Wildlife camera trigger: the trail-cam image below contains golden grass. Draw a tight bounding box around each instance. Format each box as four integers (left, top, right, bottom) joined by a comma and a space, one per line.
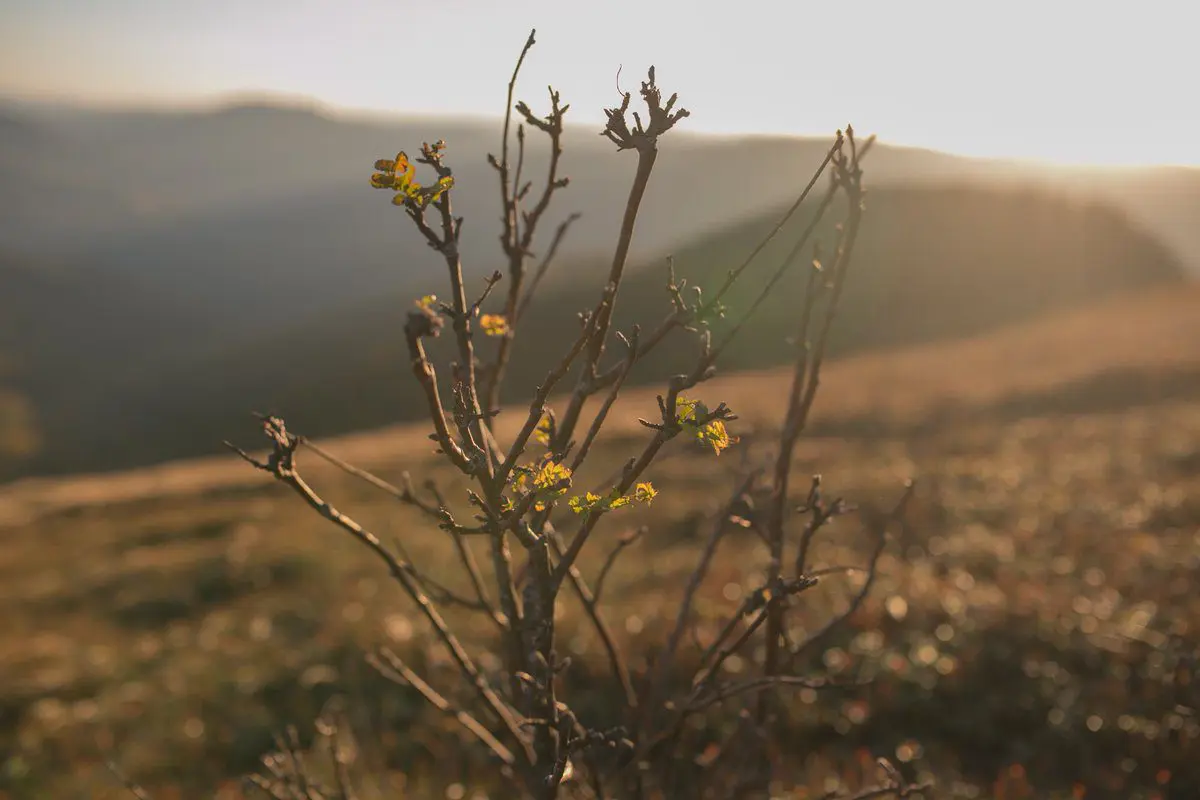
2, 285, 1199, 798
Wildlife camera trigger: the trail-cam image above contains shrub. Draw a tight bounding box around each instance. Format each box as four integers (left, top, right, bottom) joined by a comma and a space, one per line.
192, 30, 918, 800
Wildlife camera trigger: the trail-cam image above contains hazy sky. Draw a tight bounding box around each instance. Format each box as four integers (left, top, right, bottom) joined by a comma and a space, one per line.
1, 0, 1195, 166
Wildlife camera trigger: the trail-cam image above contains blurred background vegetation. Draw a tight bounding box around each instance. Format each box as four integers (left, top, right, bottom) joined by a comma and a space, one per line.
0, 102, 1195, 480
1, 30, 1199, 797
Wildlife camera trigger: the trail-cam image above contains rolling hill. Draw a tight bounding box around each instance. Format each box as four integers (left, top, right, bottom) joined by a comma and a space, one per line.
1, 101, 1035, 342
0, 249, 211, 469
1, 97, 1198, 478
3, 100, 1197, 330
4, 282, 1200, 797
10, 181, 1185, 479
4, 280, 1199, 527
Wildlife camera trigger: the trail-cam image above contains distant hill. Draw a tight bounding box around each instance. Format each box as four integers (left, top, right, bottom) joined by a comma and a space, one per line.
2, 99, 1197, 356
2, 100, 1196, 341
12, 182, 1184, 479
0, 249, 209, 473
2, 98, 1198, 478
4, 281, 1199, 525
0, 103, 1000, 342
1056, 165, 1200, 288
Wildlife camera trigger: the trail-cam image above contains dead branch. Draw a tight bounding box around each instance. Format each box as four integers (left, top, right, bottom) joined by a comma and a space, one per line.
225, 417, 530, 762
368, 648, 517, 767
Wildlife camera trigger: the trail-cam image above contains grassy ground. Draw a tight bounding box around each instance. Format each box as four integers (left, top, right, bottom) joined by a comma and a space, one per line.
2, 287, 1200, 798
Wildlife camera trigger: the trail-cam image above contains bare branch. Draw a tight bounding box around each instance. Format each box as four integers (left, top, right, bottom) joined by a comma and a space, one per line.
758, 126, 870, 751
568, 327, 640, 472
494, 29, 538, 254
106, 760, 153, 800
402, 308, 474, 473
483, 34, 574, 413
499, 309, 598, 484
642, 471, 761, 715
682, 673, 848, 715
225, 417, 529, 761
790, 483, 915, 666
294, 437, 504, 629
469, 269, 505, 318
592, 525, 646, 603
707, 133, 843, 308
544, 523, 639, 709
517, 212, 583, 321
705, 179, 839, 367
588, 131, 861, 394
553, 67, 689, 453
314, 700, 360, 800
369, 648, 517, 767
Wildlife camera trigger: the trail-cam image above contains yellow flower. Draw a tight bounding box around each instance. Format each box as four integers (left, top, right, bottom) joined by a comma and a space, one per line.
698, 418, 737, 456
568, 482, 658, 516
631, 482, 658, 504
568, 492, 604, 515
531, 459, 572, 495
675, 397, 737, 455
479, 314, 510, 337
513, 458, 573, 512
533, 413, 553, 447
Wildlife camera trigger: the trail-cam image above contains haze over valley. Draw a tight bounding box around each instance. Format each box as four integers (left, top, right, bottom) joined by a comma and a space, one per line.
1, 98, 1197, 477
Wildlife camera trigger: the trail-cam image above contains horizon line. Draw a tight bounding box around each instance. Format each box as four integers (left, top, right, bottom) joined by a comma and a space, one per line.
2, 88, 1197, 173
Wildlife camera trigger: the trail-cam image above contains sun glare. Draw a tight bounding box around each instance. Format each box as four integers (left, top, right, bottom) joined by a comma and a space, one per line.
0, 0, 1194, 166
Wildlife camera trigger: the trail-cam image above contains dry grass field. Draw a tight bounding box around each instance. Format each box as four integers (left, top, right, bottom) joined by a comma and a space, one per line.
2, 285, 1200, 798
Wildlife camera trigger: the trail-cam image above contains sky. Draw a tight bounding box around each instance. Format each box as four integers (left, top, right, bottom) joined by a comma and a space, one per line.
1, 0, 1195, 166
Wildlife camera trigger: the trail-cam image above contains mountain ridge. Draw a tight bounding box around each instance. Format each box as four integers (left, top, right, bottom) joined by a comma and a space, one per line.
7, 180, 1184, 479
4, 280, 1199, 523
1, 98, 1196, 478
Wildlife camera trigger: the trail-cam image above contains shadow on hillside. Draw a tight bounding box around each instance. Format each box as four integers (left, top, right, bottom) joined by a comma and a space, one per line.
7, 181, 1186, 481
811, 365, 1200, 442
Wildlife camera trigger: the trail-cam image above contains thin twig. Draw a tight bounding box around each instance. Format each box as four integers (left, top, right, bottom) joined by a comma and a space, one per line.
642, 471, 761, 717
296, 435, 505, 629
226, 419, 530, 762
543, 523, 640, 710
790, 483, 914, 665
568, 327, 640, 472
757, 127, 869, 753
552, 67, 689, 452
106, 760, 153, 800
517, 212, 583, 320
592, 525, 646, 603
369, 648, 517, 767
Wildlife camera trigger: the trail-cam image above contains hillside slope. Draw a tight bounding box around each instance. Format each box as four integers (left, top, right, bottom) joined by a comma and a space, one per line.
0, 251, 208, 471
5, 284, 1200, 797
20, 182, 1181, 478
6, 281, 1198, 522
2, 100, 1195, 478
2, 100, 1197, 354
